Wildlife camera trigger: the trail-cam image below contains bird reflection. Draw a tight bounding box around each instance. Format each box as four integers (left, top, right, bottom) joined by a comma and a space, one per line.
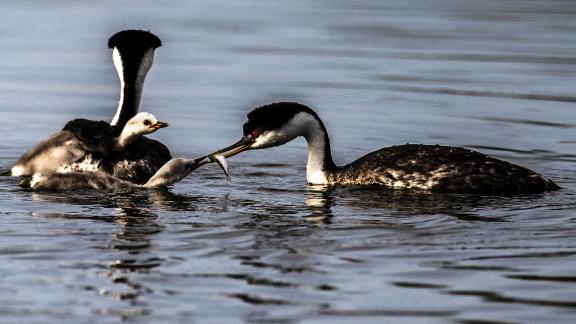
329, 187, 530, 222
304, 184, 521, 222
28, 188, 207, 318
107, 191, 162, 270
305, 185, 334, 224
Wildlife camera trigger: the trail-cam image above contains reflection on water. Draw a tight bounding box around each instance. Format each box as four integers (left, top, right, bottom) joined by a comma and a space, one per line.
1, 0, 576, 322
305, 185, 334, 223
30, 191, 165, 319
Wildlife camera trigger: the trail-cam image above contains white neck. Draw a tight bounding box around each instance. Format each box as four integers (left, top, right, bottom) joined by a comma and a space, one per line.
111, 48, 125, 126
110, 48, 155, 127
288, 113, 331, 185
114, 127, 139, 151
145, 159, 196, 187
304, 122, 330, 185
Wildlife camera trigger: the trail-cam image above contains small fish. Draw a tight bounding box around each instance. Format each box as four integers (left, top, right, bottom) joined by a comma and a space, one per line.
210, 154, 230, 182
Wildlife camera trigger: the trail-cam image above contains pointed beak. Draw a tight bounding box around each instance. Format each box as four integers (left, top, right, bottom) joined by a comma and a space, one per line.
208, 136, 253, 159
152, 121, 169, 129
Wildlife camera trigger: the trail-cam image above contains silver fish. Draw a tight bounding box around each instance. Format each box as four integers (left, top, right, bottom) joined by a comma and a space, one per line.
210, 154, 230, 182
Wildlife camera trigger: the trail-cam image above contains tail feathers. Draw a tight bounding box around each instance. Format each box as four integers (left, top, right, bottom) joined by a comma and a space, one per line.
544, 177, 561, 191
1, 169, 11, 176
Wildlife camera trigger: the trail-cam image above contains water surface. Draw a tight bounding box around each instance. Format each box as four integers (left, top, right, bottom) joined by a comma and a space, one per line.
1, 0, 576, 322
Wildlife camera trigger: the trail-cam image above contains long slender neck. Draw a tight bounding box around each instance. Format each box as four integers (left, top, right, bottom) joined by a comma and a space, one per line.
110, 48, 154, 129
144, 159, 199, 187
302, 116, 337, 185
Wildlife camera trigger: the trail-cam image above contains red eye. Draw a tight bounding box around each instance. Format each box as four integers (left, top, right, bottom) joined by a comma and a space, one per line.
250, 130, 259, 138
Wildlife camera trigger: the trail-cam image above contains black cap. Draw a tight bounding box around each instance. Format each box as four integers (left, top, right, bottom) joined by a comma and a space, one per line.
108, 30, 161, 50
243, 102, 319, 135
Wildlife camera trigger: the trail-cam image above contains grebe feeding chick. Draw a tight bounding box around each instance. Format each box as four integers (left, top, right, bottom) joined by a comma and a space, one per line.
211, 102, 559, 194
11, 112, 168, 177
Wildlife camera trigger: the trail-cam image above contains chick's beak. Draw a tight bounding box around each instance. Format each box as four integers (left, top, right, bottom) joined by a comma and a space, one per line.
152, 121, 169, 129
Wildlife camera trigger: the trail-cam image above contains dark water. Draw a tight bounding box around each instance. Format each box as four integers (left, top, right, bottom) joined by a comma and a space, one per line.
2, 0, 576, 322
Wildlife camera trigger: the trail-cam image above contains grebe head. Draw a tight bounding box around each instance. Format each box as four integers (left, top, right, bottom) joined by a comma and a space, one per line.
123, 112, 169, 136
108, 30, 162, 128
108, 30, 161, 82
211, 102, 324, 157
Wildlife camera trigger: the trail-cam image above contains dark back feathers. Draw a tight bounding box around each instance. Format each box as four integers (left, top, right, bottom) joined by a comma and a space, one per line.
62, 119, 117, 155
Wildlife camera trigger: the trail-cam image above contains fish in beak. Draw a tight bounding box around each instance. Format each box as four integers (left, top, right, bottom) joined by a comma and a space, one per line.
182, 154, 230, 182
190, 134, 255, 175
208, 136, 254, 159
210, 154, 230, 182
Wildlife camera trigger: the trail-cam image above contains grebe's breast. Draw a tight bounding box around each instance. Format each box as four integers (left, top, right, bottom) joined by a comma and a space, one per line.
329, 144, 559, 193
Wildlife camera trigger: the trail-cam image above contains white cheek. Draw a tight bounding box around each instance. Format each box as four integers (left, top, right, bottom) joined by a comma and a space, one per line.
248, 114, 313, 149
251, 131, 288, 149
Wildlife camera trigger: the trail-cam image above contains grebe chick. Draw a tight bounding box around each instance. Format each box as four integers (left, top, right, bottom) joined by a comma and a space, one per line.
211, 102, 559, 194
30, 155, 229, 191
11, 112, 168, 177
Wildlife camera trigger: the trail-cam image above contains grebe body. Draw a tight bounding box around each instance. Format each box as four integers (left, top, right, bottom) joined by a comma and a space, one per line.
327, 144, 557, 193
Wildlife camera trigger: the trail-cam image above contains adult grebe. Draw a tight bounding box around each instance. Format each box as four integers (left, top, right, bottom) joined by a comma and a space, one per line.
11, 112, 168, 176
210, 102, 559, 194
104, 30, 172, 182
30, 154, 229, 191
